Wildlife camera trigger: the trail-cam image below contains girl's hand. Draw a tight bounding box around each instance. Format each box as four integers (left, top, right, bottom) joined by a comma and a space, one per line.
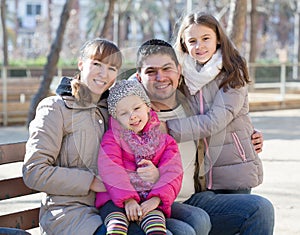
124, 199, 142, 221
90, 176, 106, 192
140, 197, 161, 220
251, 129, 263, 154
137, 159, 160, 184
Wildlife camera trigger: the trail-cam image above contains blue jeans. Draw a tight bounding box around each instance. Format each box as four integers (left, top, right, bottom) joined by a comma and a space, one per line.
184, 191, 274, 235
167, 202, 211, 235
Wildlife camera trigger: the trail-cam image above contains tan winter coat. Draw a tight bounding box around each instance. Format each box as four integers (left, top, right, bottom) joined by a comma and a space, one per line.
23, 90, 108, 234
169, 79, 263, 191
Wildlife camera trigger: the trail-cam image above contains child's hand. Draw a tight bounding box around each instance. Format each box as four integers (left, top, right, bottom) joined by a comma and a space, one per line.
124, 199, 142, 221
140, 197, 161, 220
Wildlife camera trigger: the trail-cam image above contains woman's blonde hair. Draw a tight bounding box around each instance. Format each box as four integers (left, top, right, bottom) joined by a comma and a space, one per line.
71, 38, 122, 104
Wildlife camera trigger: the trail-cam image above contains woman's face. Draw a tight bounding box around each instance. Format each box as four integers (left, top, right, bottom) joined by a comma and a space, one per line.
183, 23, 218, 64
78, 58, 118, 97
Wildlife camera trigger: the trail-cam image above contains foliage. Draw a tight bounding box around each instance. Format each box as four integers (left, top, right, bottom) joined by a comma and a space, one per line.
7, 57, 77, 67
86, 0, 107, 38
2, 0, 300, 66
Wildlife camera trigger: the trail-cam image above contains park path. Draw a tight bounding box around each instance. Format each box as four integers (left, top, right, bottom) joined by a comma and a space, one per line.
1, 108, 300, 235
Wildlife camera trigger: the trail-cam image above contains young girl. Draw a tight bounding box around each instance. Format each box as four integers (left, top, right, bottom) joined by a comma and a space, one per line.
166, 12, 263, 194
95, 80, 183, 235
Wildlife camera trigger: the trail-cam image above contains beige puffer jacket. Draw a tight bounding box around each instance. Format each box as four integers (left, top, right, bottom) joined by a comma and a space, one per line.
168, 79, 263, 191
23, 81, 108, 235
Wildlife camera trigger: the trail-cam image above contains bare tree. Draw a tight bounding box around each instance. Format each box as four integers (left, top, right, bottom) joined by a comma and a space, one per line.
27, 0, 75, 125
47, 0, 53, 43
13, 0, 18, 50
249, 0, 258, 88
230, 0, 247, 50
116, 1, 133, 47
100, 0, 116, 40
1, 0, 8, 66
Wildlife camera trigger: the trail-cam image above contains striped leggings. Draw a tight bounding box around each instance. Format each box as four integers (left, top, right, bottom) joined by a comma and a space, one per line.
100, 201, 166, 235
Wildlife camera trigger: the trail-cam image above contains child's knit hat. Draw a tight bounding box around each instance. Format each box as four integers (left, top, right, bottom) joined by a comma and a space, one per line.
108, 79, 151, 118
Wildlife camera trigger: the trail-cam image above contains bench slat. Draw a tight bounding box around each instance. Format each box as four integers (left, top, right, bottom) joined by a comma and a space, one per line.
0, 208, 40, 230
0, 142, 40, 231
0, 142, 26, 164
0, 177, 38, 200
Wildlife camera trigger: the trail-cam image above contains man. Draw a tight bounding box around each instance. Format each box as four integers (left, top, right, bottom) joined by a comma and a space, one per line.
135, 39, 274, 235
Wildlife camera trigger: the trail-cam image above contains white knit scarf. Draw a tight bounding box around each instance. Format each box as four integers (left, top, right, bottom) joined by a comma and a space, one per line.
182, 49, 223, 95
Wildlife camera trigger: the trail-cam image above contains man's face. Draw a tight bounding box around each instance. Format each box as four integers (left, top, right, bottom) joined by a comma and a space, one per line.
137, 54, 181, 110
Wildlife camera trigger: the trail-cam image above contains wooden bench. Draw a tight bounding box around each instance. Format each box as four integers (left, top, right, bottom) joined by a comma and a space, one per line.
0, 142, 40, 234
0, 78, 40, 125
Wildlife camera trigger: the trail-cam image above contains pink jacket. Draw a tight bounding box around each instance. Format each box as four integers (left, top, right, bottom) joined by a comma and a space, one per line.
95, 110, 183, 217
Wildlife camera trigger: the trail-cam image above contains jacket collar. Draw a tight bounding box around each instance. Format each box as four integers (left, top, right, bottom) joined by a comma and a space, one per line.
56, 76, 108, 110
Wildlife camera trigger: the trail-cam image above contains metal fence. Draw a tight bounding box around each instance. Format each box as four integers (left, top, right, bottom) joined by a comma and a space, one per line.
1, 64, 300, 126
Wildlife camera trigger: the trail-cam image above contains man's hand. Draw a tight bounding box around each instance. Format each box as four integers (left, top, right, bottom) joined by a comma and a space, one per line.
137, 159, 160, 184
251, 129, 263, 154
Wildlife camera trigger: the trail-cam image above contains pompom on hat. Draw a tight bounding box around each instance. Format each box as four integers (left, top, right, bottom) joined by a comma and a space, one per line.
108, 79, 151, 118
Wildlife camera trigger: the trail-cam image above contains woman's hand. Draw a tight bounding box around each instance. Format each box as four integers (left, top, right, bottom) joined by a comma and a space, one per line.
137, 159, 160, 184
90, 176, 106, 192
139, 197, 161, 220
124, 199, 142, 221
251, 129, 263, 154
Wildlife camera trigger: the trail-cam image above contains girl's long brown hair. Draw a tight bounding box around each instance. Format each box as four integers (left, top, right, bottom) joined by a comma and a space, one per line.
174, 12, 250, 91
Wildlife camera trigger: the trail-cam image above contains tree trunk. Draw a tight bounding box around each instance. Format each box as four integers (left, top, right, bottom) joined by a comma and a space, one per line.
27, 0, 75, 126
249, 0, 258, 89
100, 0, 116, 40
249, 0, 258, 63
47, 0, 52, 43
231, 0, 247, 50
13, 0, 18, 49
1, 0, 8, 66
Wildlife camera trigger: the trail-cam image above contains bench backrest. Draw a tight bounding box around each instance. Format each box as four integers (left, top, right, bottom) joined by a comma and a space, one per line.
0, 142, 40, 230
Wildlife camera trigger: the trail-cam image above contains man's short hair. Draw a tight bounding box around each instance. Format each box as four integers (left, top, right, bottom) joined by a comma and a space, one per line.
136, 39, 179, 72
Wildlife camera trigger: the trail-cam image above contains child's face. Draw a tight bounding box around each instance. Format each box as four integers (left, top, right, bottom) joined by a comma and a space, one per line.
116, 95, 150, 134
183, 23, 219, 65
78, 58, 118, 97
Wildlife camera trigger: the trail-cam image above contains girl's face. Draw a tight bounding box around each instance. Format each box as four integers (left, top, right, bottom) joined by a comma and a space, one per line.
183, 23, 219, 65
78, 58, 118, 98
116, 95, 150, 134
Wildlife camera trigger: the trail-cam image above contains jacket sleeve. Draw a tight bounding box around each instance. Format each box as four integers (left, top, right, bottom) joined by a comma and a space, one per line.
167, 86, 247, 142
147, 135, 183, 217
23, 97, 94, 196
98, 131, 140, 208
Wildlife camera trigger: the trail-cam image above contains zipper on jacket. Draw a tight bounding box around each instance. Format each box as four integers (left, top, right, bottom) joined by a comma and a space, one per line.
199, 90, 213, 190
231, 132, 247, 162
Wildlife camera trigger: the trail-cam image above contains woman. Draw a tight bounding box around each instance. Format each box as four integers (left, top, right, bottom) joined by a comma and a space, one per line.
23, 38, 122, 235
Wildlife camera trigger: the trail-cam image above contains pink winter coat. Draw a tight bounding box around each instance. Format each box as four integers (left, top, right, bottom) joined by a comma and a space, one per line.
95, 110, 183, 217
